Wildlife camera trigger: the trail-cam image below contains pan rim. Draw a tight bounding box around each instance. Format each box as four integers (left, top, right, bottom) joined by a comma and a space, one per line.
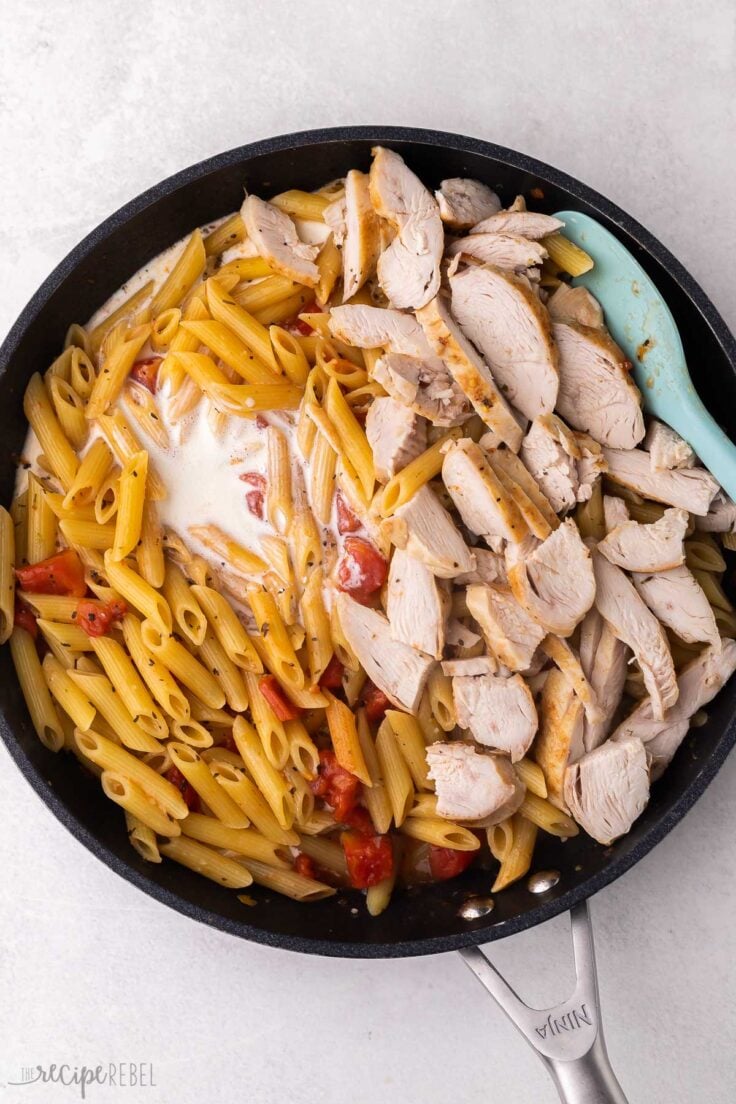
1, 124, 735, 958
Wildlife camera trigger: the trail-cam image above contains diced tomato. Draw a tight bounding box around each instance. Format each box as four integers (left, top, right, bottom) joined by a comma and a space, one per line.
318, 654, 344, 690
294, 853, 317, 880
258, 674, 301, 721
13, 599, 38, 639
341, 829, 394, 889
342, 805, 375, 836
310, 749, 362, 821
129, 355, 162, 394
256, 414, 269, 430
240, 472, 267, 520
428, 846, 475, 882
166, 766, 200, 811
76, 597, 128, 638
288, 299, 319, 336
239, 471, 267, 490
245, 490, 265, 519
362, 681, 391, 725
336, 492, 361, 535
16, 548, 87, 597
336, 537, 387, 604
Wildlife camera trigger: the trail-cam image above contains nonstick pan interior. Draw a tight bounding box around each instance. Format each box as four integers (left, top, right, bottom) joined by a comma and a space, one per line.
1, 127, 735, 956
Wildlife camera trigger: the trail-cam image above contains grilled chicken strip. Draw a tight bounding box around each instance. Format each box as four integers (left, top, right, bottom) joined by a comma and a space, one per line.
427, 742, 525, 825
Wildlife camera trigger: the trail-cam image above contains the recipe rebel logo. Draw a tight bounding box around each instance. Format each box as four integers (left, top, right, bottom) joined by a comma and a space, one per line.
4, 1062, 156, 1098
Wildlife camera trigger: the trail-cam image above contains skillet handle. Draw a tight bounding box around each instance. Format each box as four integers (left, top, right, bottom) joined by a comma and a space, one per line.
459, 901, 628, 1104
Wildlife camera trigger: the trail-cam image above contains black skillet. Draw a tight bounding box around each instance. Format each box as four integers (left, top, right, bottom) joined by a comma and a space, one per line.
1, 127, 734, 1101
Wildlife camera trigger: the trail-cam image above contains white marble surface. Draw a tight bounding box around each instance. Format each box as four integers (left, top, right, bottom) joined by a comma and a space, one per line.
1, 2, 735, 1101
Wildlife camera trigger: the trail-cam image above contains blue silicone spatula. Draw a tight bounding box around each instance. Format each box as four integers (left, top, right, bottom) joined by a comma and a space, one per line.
553, 210, 736, 502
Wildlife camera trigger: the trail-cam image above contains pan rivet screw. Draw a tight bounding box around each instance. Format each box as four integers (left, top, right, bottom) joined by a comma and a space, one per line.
459, 896, 495, 920
527, 870, 560, 894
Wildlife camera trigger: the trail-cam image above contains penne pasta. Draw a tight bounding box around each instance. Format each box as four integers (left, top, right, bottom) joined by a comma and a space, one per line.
10, 627, 65, 751
111, 450, 148, 561
168, 742, 249, 828
375, 717, 414, 827
73, 727, 187, 818
159, 835, 253, 889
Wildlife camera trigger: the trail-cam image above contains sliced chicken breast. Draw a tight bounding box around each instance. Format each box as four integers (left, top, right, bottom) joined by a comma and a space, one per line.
644, 420, 695, 471
328, 304, 433, 357
598, 508, 688, 573
466, 583, 545, 671
323, 196, 347, 246
603, 447, 719, 516
387, 548, 449, 659
507, 519, 596, 636
533, 667, 585, 810
540, 634, 602, 724
441, 656, 498, 677
613, 640, 736, 778
417, 294, 524, 450
454, 552, 506, 590
447, 233, 547, 271
694, 491, 736, 533
241, 195, 319, 286
578, 608, 628, 751
390, 484, 475, 577
632, 565, 720, 650
435, 178, 501, 230
575, 433, 607, 501
443, 438, 527, 549
335, 593, 435, 712
592, 550, 678, 719
342, 169, 381, 301
427, 742, 525, 825
449, 265, 558, 420
546, 284, 604, 329
553, 322, 645, 448
603, 495, 630, 533
453, 671, 538, 761
520, 415, 583, 513
371, 353, 469, 426
365, 397, 427, 483
564, 736, 650, 845
369, 146, 443, 309
469, 211, 564, 239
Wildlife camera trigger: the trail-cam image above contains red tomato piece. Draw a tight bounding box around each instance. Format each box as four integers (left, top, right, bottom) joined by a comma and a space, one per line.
288, 299, 319, 336
310, 749, 362, 822
362, 682, 391, 725
341, 830, 394, 889
318, 654, 344, 690
239, 472, 267, 490
13, 599, 38, 639
76, 597, 128, 638
240, 473, 267, 519
336, 537, 387, 604
258, 674, 301, 721
245, 490, 265, 519
16, 548, 87, 597
342, 805, 375, 836
166, 766, 200, 811
428, 846, 475, 882
129, 356, 162, 394
256, 414, 269, 429
336, 492, 361, 535
294, 853, 317, 880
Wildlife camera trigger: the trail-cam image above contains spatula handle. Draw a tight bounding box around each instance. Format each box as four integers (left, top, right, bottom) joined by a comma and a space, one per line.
667, 389, 736, 504
459, 901, 628, 1104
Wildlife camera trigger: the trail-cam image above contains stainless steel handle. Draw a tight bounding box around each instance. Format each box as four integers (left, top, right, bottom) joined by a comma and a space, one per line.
459, 902, 628, 1104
